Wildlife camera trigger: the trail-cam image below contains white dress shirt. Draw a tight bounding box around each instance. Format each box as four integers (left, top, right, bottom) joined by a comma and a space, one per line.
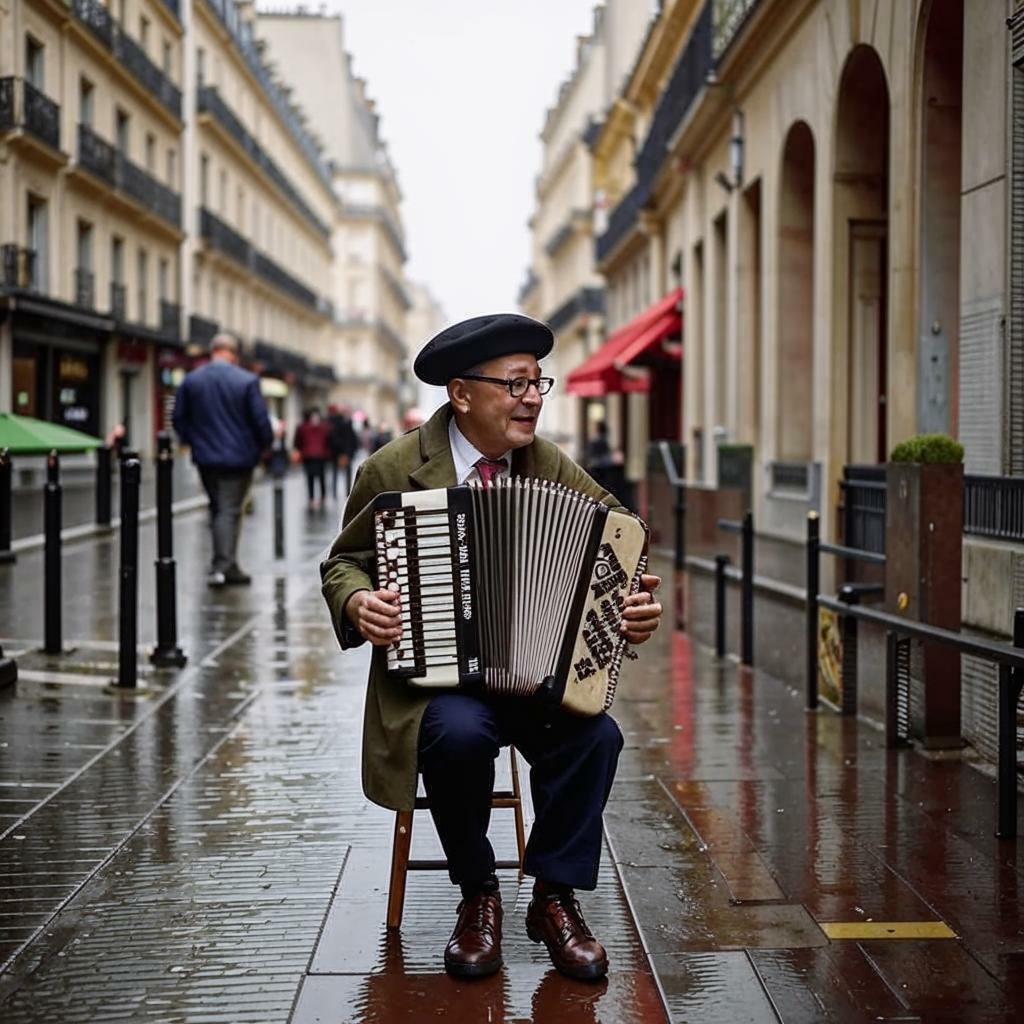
448, 417, 511, 485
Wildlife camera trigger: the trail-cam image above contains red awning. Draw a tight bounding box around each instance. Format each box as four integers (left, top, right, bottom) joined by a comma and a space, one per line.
565, 287, 682, 398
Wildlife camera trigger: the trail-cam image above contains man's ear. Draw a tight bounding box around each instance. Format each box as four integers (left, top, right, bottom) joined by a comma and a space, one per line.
448, 379, 471, 414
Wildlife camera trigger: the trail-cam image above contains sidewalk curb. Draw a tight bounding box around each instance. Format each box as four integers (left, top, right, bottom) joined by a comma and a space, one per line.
11, 494, 211, 555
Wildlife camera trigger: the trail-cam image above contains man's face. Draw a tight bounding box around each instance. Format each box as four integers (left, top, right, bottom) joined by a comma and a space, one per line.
450, 353, 544, 453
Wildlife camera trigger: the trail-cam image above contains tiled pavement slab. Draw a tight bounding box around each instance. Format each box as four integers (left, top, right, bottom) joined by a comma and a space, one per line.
1, 518, 1023, 1020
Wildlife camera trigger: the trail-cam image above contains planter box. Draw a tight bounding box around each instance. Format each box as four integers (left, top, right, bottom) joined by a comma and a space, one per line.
885, 462, 964, 747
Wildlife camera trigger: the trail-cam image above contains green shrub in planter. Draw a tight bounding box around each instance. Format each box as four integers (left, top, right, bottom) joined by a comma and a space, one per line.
889, 433, 964, 464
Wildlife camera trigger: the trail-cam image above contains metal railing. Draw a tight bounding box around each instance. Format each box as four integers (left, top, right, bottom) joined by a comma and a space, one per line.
71, 0, 181, 119
200, 206, 251, 266
769, 461, 809, 492
840, 464, 887, 554
1, 245, 37, 289
74, 267, 95, 308
160, 300, 181, 336
252, 251, 318, 310
596, 3, 712, 263
189, 314, 218, 345
110, 282, 126, 320
197, 85, 330, 239
0, 77, 61, 151
713, 0, 762, 59
965, 475, 1024, 542
201, 0, 333, 192
76, 125, 181, 228
547, 286, 605, 334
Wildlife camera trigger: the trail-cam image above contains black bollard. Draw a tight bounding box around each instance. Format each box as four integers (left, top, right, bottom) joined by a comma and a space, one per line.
805, 512, 820, 711
116, 456, 141, 688
714, 553, 730, 660
740, 510, 754, 667
96, 444, 113, 528
274, 478, 285, 559
151, 433, 186, 668
0, 448, 14, 564
43, 450, 62, 654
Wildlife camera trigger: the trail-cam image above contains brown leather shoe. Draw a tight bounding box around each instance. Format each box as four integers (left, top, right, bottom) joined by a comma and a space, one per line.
444, 889, 503, 978
526, 889, 608, 981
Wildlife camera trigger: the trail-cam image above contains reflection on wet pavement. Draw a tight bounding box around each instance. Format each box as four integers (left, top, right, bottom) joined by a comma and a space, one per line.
0, 495, 1022, 1021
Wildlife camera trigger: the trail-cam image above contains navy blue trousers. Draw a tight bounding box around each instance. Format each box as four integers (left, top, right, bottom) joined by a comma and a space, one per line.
418, 692, 623, 891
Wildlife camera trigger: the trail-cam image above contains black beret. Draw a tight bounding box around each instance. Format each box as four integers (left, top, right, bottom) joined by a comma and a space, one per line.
414, 313, 554, 386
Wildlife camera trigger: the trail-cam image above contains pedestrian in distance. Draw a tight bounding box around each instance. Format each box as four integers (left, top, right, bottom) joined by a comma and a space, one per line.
322, 313, 662, 982
293, 407, 332, 510
327, 403, 359, 500
172, 332, 273, 588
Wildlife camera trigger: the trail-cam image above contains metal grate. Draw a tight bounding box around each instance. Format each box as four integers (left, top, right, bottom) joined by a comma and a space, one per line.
894, 635, 911, 744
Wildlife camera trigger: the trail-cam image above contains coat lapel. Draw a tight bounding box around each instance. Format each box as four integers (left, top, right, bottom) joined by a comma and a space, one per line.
408, 403, 457, 489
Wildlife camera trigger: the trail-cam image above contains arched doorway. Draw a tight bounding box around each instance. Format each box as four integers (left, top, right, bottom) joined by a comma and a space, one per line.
917, 0, 963, 436
778, 120, 815, 461
834, 46, 890, 465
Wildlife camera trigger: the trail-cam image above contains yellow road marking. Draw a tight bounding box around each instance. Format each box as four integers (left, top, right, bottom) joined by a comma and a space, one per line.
821, 921, 957, 940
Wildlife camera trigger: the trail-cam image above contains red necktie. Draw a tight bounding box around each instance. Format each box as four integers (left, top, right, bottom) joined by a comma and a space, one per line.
475, 457, 506, 487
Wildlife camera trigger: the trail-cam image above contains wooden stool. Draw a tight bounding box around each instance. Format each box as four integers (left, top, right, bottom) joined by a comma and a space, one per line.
386, 746, 527, 930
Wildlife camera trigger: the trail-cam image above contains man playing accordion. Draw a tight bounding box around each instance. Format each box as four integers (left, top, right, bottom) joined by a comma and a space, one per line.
321, 313, 662, 981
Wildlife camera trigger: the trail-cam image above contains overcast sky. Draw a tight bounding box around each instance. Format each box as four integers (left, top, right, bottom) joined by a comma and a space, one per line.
315, 0, 602, 327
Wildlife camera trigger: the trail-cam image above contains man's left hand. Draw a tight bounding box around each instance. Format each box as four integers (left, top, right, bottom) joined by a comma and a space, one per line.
620, 574, 663, 645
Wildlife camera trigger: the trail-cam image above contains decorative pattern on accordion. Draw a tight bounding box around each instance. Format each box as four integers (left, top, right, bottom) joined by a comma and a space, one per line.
372, 478, 649, 716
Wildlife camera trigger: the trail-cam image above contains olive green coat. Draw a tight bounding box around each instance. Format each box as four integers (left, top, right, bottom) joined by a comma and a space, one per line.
320, 402, 616, 811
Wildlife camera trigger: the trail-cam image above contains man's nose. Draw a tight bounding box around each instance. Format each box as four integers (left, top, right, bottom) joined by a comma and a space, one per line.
521, 385, 542, 408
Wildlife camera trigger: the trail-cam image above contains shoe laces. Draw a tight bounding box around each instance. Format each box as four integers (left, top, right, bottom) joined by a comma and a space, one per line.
457, 891, 499, 939
544, 891, 594, 946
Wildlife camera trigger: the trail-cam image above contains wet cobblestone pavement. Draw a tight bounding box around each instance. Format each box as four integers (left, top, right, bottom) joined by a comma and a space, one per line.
0, 481, 1022, 1021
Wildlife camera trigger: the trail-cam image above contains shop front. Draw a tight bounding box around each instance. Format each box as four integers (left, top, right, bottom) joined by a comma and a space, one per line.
565, 287, 683, 520
6, 297, 111, 439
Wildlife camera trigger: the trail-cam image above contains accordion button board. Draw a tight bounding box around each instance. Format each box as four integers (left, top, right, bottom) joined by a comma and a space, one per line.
373, 479, 649, 716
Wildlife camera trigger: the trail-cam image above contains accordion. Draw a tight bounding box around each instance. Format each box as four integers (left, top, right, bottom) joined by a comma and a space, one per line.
372, 478, 649, 716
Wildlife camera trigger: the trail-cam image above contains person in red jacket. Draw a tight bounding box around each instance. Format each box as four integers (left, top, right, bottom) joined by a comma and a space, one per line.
293, 407, 332, 509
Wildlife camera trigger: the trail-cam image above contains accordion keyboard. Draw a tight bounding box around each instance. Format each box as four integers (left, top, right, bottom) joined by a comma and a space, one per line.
375, 491, 463, 686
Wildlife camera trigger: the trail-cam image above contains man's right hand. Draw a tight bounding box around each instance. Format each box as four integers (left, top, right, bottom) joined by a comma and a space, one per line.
346, 589, 402, 646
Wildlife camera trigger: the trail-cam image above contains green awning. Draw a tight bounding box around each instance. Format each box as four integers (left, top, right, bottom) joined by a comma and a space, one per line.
0, 413, 102, 455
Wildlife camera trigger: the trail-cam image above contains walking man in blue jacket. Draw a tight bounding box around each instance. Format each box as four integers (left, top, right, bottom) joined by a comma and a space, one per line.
172, 333, 273, 587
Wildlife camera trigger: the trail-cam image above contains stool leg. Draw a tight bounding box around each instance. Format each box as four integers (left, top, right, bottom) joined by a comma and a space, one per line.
509, 748, 527, 879
387, 809, 414, 930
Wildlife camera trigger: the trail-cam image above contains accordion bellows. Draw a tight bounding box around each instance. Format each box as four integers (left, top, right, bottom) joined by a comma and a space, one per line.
373, 478, 649, 715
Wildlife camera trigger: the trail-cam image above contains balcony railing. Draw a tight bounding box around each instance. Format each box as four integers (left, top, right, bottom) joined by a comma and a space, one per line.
546, 286, 605, 334
713, 0, 761, 60
595, 4, 712, 263
77, 124, 181, 228
0, 77, 61, 151
200, 207, 251, 266
197, 85, 330, 239
77, 122, 115, 184
252, 251, 318, 309
201, 0, 333, 192
117, 154, 181, 227
965, 475, 1024, 543
252, 338, 307, 377
75, 267, 95, 308
1, 245, 37, 290
110, 282, 127, 321
160, 300, 181, 336
199, 207, 326, 314
189, 314, 219, 346
71, 0, 181, 119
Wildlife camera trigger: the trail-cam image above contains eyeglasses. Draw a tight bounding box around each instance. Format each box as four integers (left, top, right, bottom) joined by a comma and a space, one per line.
459, 374, 555, 398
